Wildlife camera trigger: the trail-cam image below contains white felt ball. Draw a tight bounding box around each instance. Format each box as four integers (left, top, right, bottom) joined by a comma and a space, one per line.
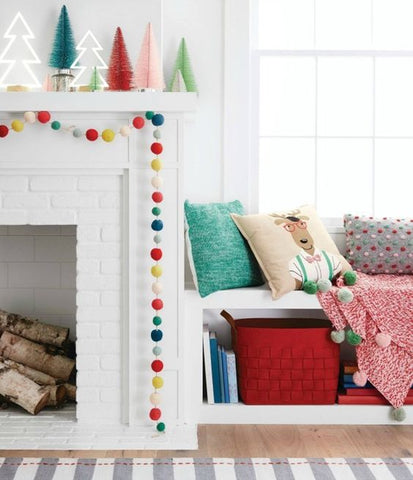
151, 176, 164, 189
152, 282, 163, 295
150, 392, 161, 405
24, 111, 36, 124
120, 125, 131, 137
375, 332, 391, 348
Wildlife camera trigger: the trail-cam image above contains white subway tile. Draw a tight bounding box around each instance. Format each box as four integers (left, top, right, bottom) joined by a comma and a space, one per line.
8, 226, 61, 236
60, 225, 77, 236
78, 176, 120, 191
30, 176, 77, 191
0, 263, 6, 287
0, 289, 34, 315
77, 243, 120, 259
75, 354, 99, 370
0, 211, 28, 224
100, 291, 121, 306
77, 306, 120, 322
77, 371, 119, 387
100, 388, 120, 403
76, 339, 120, 354
8, 263, 61, 288
76, 291, 100, 307
77, 210, 120, 225
76, 387, 99, 403
99, 193, 120, 208
51, 193, 98, 208
100, 354, 121, 371
101, 259, 121, 274
100, 322, 121, 339
3, 194, 49, 209
35, 236, 76, 262
28, 210, 76, 225
101, 226, 121, 242
77, 274, 121, 291
76, 259, 100, 274
76, 225, 100, 242
0, 176, 28, 192
0, 236, 34, 261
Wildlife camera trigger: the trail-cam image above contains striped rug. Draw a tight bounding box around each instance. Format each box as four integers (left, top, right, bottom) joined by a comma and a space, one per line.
0, 457, 412, 479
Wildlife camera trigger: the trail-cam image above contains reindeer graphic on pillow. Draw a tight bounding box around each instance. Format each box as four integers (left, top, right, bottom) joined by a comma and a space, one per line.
270, 209, 342, 290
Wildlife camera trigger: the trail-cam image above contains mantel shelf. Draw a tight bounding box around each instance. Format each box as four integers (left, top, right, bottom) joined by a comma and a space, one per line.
0, 91, 198, 113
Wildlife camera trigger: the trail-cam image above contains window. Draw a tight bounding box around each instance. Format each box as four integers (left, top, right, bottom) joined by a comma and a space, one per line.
254, 0, 413, 219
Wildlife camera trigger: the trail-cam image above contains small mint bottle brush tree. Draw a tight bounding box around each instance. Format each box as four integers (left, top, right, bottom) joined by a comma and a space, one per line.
48, 5, 77, 91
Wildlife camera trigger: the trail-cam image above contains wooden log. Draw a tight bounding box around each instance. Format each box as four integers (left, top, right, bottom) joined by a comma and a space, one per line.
0, 362, 50, 414
41, 385, 66, 407
0, 358, 57, 385
63, 383, 76, 402
0, 332, 75, 382
0, 310, 69, 347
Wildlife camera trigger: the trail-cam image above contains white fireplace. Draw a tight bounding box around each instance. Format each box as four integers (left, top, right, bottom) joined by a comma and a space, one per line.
0, 92, 197, 449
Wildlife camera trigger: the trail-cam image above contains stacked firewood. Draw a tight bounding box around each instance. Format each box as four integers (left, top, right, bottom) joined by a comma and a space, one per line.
0, 309, 76, 415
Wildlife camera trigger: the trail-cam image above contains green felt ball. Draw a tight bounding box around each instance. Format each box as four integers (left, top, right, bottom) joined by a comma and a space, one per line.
303, 280, 318, 294
392, 407, 407, 422
337, 288, 354, 303
343, 270, 357, 286
152, 207, 161, 216
146, 111, 155, 120
346, 329, 362, 346
51, 121, 61, 130
317, 278, 332, 293
153, 315, 162, 326
330, 329, 345, 344
156, 422, 166, 432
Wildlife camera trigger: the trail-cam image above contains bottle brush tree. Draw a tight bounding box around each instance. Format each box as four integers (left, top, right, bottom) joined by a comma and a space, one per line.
168, 38, 197, 92
134, 23, 165, 91
48, 5, 77, 70
107, 27, 133, 91
89, 67, 103, 92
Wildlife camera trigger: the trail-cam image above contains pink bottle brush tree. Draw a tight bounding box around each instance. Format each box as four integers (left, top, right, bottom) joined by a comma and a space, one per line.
107, 27, 133, 91
134, 23, 165, 91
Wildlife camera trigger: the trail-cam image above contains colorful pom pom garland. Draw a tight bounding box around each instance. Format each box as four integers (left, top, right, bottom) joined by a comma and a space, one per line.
149, 112, 166, 433
0, 110, 154, 143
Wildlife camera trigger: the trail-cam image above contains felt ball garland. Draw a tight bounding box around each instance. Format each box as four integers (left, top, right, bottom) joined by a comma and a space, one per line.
149, 111, 166, 433
0, 110, 151, 143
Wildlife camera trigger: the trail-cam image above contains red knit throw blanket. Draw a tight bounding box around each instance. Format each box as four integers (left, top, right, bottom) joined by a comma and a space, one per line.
317, 273, 413, 408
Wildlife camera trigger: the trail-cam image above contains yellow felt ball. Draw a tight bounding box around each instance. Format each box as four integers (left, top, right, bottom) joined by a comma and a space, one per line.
151, 265, 163, 278
150, 392, 162, 405
152, 376, 164, 389
151, 158, 163, 172
11, 120, 24, 132
102, 129, 115, 142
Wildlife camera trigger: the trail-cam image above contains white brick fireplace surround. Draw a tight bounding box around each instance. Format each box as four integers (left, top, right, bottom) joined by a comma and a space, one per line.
0, 92, 197, 450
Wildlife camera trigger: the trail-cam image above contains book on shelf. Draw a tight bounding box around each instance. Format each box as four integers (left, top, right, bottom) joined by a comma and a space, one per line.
338, 394, 413, 405
342, 388, 413, 397
209, 331, 222, 403
202, 324, 214, 404
218, 345, 225, 403
221, 347, 230, 403
226, 350, 238, 403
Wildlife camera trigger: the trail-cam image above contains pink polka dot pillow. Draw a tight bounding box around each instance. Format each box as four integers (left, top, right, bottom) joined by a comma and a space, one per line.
344, 214, 413, 274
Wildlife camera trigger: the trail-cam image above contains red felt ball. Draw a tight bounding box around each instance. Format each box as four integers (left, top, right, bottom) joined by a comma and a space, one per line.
151, 360, 164, 373
152, 192, 163, 203
152, 298, 164, 311
37, 111, 51, 124
132, 116, 145, 129
151, 248, 163, 261
0, 125, 9, 138
86, 129, 99, 141
151, 142, 163, 155
149, 408, 161, 421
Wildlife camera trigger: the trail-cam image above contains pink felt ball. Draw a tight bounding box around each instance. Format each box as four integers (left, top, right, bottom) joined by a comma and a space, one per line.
37, 111, 51, 124
353, 371, 368, 387
375, 332, 391, 348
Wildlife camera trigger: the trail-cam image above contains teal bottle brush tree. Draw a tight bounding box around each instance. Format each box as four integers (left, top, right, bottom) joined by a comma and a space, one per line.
48, 5, 77, 91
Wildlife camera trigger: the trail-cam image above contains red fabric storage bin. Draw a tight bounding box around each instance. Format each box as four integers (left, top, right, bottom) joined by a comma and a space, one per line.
221, 311, 339, 405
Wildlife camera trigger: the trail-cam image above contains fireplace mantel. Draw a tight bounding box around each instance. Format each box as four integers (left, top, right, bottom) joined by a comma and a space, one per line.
0, 91, 197, 113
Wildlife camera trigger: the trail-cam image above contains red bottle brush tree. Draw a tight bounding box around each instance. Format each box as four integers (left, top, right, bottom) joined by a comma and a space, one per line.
107, 27, 133, 91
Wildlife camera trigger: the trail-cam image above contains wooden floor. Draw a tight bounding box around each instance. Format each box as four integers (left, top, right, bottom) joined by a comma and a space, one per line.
0, 425, 412, 458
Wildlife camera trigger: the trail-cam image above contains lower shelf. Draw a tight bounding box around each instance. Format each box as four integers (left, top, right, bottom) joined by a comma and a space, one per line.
198, 402, 413, 425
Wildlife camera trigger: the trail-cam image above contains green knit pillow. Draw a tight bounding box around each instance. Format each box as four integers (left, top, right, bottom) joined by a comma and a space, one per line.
184, 200, 263, 297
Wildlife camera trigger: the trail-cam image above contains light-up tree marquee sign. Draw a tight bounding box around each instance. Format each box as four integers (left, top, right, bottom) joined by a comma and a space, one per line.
0, 12, 41, 88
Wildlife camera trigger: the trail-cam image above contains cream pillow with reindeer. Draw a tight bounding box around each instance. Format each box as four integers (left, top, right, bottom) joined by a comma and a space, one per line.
231, 205, 351, 299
